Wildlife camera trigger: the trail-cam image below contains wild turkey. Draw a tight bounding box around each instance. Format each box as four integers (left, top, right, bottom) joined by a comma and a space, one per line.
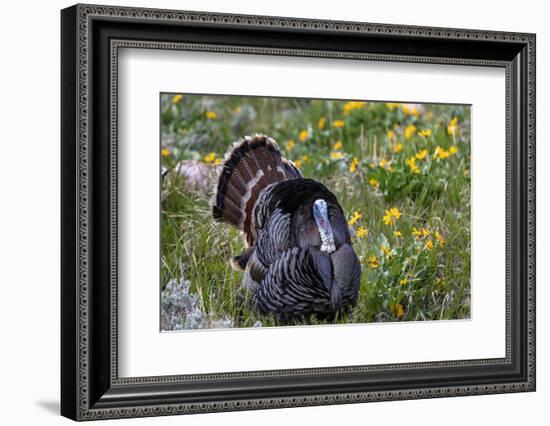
212, 134, 361, 321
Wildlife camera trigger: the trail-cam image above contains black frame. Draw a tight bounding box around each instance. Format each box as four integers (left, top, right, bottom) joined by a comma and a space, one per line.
61, 4, 536, 421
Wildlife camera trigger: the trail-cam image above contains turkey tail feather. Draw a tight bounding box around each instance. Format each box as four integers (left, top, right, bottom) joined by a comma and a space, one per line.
212, 134, 302, 245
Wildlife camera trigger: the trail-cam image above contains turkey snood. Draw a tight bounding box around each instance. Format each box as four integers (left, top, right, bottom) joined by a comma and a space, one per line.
312, 199, 336, 254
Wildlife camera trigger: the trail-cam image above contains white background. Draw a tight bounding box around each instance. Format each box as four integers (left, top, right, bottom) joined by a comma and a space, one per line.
0, 0, 547, 425
119, 49, 505, 376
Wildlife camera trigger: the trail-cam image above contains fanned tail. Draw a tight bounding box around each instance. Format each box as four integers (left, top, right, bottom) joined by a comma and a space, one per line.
212, 134, 302, 245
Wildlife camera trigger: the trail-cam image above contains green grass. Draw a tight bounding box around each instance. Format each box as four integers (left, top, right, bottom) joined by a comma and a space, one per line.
160, 94, 471, 328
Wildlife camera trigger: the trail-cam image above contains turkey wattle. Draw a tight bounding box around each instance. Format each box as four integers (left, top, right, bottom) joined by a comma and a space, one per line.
212, 134, 361, 320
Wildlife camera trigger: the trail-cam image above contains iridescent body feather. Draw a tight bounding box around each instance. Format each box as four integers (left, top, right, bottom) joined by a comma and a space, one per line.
212, 134, 361, 321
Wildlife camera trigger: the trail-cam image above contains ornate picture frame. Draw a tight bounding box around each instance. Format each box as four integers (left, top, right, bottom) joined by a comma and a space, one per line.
61, 4, 535, 421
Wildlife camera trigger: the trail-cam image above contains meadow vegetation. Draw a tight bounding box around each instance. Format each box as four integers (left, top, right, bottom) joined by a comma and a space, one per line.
160, 94, 471, 329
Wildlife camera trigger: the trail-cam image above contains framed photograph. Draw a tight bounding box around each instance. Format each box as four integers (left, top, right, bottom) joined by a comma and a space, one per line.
61, 4, 536, 421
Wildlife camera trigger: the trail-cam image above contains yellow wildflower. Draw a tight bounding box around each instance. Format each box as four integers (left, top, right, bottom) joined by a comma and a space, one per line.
434, 146, 450, 159
161, 148, 171, 157
401, 104, 419, 116
379, 158, 390, 169
214, 158, 223, 165
385, 102, 399, 111
343, 101, 367, 115
367, 255, 379, 269
439, 149, 450, 159
234, 106, 242, 113
299, 130, 308, 142
293, 159, 302, 169
206, 111, 217, 119
318, 117, 326, 129
349, 157, 359, 173
412, 227, 430, 238
391, 303, 404, 319
404, 124, 417, 140
171, 94, 183, 104
343, 101, 366, 115
418, 129, 432, 137
333, 120, 345, 128
387, 129, 396, 141
405, 156, 420, 174
302, 155, 309, 163
381, 244, 392, 257
348, 211, 362, 226
330, 151, 344, 160
400, 278, 409, 286
286, 139, 295, 151
333, 140, 343, 150
415, 149, 428, 160
393, 230, 403, 238
425, 239, 434, 251
449, 145, 458, 155
203, 152, 217, 163
369, 178, 380, 188
357, 226, 368, 238
393, 143, 404, 154
435, 230, 446, 246
389, 207, 401, 219
447, 116, 459, 135
383, 207, 401, 225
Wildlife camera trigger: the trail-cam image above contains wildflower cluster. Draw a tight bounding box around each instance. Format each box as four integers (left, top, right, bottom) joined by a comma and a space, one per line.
350, 203, 453, 321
